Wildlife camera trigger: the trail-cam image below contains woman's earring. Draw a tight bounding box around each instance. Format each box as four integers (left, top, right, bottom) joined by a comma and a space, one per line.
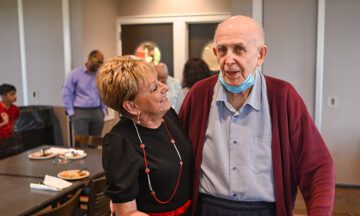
137, 110, 141, 124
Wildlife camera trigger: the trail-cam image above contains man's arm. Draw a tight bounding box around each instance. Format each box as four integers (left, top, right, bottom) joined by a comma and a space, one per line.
288, 87, 335, 215
62, 72, 76, 116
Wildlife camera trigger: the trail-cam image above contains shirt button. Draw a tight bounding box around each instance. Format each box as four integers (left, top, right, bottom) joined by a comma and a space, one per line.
232, 166, 237, 170
232, 193, 237, 197
233, 140, 237, 144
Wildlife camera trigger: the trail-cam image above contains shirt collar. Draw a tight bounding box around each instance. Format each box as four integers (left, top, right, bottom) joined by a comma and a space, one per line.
82, 66, 88, 73
215, 70, 262, 111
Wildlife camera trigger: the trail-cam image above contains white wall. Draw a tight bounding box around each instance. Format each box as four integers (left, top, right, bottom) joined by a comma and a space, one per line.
322, 0, 360, 185
231, 0, 252, 16
118, 0, 230, 16
69, 0, 83, 68
263, 0, 318, 117
0, 0, 24, 105
82, 0, 119, 61
23, 0, 65, 106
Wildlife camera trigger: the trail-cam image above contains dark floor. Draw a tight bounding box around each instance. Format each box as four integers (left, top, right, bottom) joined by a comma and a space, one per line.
294, 186, 360, 216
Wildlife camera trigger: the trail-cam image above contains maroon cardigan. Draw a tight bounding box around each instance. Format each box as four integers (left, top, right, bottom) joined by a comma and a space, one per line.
179, 75, 335, 215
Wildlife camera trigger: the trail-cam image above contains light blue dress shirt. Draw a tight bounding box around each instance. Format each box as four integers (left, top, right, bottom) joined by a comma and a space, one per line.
199, 70, 275, 202
62, 67, 105, 116
166, 76, 181, 108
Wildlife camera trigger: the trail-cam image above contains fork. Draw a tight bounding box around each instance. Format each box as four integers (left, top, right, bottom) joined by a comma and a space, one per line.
77, 167, 88, 174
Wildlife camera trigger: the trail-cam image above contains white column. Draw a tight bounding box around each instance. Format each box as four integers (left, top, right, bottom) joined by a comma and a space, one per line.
17, 0, 28, 105
62, 0, 71, 75
252, 0, 263, 26
315, 0, 326, 131
173, 19, 187, 81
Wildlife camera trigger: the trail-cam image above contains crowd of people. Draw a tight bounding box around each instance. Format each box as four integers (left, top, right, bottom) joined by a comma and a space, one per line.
0, 15, 335, 216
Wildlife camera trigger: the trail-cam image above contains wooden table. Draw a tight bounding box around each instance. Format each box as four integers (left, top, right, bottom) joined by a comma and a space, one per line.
0, 175, 84, 216
0, 145, 105, 183
0, 145, 105, 215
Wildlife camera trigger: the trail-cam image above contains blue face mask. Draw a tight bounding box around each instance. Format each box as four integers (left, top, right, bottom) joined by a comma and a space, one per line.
218, 72, 255, 93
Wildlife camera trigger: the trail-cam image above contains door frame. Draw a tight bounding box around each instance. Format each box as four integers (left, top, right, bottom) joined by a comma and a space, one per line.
116, 13, 230, 81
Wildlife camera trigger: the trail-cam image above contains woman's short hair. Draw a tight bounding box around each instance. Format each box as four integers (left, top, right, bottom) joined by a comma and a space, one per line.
96, 55, 156, 114
182, 58, 211, 88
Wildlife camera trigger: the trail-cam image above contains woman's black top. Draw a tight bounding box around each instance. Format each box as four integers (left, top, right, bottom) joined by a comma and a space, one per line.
103, 109, 193, 213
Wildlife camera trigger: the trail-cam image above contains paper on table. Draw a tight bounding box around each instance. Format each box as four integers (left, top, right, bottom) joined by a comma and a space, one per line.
30, 175, 72, 191
47, 147, 85, 155
30, 183, 61, 191
63, 149, 85, 157
44, 175, 72, 189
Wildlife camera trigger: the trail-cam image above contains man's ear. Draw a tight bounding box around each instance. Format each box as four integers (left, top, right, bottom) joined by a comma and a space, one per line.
122, 101, 139, 116
257, 45, 268, 66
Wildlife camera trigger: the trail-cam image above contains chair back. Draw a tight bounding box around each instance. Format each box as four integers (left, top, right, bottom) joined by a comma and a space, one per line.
35, 188, 82, 216
0, 134, 23, 159
74, 135, 103, 149
87, 176, 111, 216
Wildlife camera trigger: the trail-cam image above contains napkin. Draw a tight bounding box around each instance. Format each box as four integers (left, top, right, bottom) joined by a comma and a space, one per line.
63, 149, 85, 157
47, 147, 73, 155
47, 147, 85, 156
30, 175, 72, 191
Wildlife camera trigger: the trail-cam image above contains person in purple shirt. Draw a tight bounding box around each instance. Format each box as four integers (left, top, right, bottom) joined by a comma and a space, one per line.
62, 50, 106, 136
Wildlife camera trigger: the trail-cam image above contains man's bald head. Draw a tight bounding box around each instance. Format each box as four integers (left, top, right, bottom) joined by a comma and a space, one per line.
214, 15, 265, 47
154, 63, 169, 84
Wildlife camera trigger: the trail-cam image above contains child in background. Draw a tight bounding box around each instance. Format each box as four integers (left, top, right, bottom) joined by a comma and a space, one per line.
0, 83, 20, 141
0, 83, 21, 159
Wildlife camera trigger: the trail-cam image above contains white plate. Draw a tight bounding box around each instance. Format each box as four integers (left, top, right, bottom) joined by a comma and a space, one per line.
57, 170, 90, 180
28, 151, 57, 160
59, 152, 87, 160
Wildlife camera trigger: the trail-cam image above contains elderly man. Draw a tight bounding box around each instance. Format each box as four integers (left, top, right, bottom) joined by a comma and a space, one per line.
62, 50, 106, 136
154, 63, 181, 108
179, 16, 335, 215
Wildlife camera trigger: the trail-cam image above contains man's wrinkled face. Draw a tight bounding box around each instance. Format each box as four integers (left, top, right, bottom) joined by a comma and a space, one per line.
213, 18, 265, 87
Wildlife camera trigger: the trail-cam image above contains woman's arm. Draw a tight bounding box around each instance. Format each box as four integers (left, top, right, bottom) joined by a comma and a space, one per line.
113, 200, 148, 216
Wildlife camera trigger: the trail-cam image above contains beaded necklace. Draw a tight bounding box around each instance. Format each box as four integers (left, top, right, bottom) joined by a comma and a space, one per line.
132, 119, 183, 204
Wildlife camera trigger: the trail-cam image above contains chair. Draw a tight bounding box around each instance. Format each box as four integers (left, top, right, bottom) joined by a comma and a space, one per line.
35, 188, 82, 216
0, 134, 23, 159
74, 135, 103, 149
87, 176, 111, 216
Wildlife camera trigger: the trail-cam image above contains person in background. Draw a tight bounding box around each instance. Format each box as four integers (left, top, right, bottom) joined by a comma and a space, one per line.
154, 63, 181, 108
62, 50, 106, 136
0, 83, 21, 159
174, 58, 211, 113
179, 15, 335, 215
97, 56, 193, 216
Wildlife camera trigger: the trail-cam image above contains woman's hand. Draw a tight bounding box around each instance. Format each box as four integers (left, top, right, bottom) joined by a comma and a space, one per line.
110, 200, 115, 216
112, 200, 149, 216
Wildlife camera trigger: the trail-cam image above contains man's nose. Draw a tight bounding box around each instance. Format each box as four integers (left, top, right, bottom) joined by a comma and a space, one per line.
224, 51, 236, 65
